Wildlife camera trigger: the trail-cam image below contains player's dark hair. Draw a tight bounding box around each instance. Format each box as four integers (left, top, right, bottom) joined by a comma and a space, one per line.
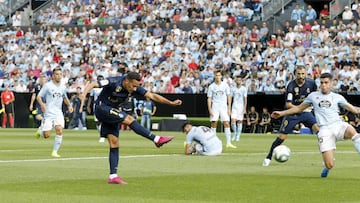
97, 75, 104, 81
182, 122, 192, 132
294, 65, 305, 75
214, 69, 223, 76
320, 72, 333, 80
52, 67, 62, 73
126, 72, 141, 81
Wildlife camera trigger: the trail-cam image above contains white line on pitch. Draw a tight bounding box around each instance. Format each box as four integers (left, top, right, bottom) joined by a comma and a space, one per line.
0, 154, 181, 163
0, 151, 357, 163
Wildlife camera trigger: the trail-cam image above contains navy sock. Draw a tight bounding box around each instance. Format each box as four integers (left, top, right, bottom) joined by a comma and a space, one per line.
129, 121, 156, 141
109, 148, 119, 174
266, 137, 284, 159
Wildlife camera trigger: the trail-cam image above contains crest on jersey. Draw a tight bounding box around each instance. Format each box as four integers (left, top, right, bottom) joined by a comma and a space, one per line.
115, 86, 122, 92
307, 88, 310, 93
215, 90, 224, 96
294, 87, 299, 95
319, 100, 331, 108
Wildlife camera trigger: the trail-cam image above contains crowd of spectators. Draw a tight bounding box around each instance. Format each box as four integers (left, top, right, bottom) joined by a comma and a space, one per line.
33, 0, 264, 26
0, 1, 360, 96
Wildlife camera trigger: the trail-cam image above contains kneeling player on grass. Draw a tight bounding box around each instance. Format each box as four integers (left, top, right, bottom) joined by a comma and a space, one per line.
272, 73, 360, 178
183, 122, 222, 156
80, 72, 182, 184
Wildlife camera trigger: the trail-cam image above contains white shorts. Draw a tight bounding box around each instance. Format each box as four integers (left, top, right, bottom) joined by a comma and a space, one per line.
210, 109, 230, 122
41, 116, 65, 131
231, 108, 244, 121
317, 122, 350, 152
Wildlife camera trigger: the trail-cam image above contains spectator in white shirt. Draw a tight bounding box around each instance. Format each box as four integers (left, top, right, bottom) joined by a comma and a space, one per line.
12, 11, 21, 27
342, 6, 354, 20
14, 80, 28, 93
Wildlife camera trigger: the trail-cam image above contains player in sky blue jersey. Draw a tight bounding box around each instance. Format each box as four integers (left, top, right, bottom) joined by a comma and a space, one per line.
183, 122, 222, 156
80, 72, 182, 184
272, 73, 360, 178
36, 68, 73, 158
263, 66, 319, 166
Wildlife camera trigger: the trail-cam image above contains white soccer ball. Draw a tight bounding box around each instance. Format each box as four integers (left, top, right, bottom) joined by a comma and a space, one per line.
273, 145, 291, 163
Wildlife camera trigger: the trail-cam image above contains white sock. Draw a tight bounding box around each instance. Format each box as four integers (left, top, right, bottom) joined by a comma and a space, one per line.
53, 135, 62, 152
38, 126, 44, 138
224, 127, 231, 144
352, 133, 360, 142
237, 123, 242, 138
154, 136, 160, 143
110, 174, 118, 179
352, 133, 360, 154
231, 123, 237, 136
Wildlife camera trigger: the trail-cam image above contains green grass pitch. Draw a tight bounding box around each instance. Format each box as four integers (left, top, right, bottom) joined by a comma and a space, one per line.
1, 128, 360, 203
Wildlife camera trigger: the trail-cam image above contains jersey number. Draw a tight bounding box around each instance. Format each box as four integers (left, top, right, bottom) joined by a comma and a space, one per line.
201, 126, 212, 133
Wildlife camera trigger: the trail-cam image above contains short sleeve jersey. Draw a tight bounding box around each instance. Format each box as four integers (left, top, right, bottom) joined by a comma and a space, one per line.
231, 85, 247, 110
304, 91, 348, 127
207, 81, 230, 109
38, 81, 67, 119
286, 78, 317, 107
97, 76, 147, 108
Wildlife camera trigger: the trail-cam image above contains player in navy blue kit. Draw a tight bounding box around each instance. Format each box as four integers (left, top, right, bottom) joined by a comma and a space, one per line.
80, 72, 182, 184
29, 74, 47, 127
262, 66, 319, 166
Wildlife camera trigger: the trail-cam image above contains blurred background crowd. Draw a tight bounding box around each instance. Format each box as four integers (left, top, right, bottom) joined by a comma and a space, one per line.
0, 0, 359, 95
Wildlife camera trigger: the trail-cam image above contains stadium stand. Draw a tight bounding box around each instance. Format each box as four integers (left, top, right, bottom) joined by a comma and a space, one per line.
0, 0, 358, 97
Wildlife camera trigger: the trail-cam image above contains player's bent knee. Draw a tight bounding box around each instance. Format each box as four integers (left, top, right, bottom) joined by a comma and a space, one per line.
278, 134, 287, 140
43, 132, 51, 138
122, 115, 135, 125
108, 135, 119, 147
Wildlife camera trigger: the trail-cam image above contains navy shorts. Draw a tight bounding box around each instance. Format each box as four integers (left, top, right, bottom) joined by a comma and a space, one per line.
279, 112, 317, 134
95, 104, 128, 137
35, 103, 43, 115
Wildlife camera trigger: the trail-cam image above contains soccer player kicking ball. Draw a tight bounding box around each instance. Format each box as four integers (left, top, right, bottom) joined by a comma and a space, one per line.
80, 72, 182, 184
271, 73, 360, 178
262, 66, 318, 166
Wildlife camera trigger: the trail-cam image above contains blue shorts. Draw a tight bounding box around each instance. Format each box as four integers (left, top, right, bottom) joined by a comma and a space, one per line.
94, 104, 127, 137
279, 112, 317, 134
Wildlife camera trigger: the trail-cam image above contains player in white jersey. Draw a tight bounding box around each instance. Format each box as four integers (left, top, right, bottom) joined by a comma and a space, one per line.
230, 75, 247, 141
272, 73, 360, 178
207, 70, 236, 148
36, 68, 73, 158
183, 123, 222, 156
87, 75, 104, 142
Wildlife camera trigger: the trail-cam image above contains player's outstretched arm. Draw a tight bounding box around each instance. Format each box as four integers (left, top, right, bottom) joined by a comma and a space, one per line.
63, 97, 74, 113
271, 103, 310, 119
145, 92, 182, 106
343, 103, 360, 115
80, 81, 99, 101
